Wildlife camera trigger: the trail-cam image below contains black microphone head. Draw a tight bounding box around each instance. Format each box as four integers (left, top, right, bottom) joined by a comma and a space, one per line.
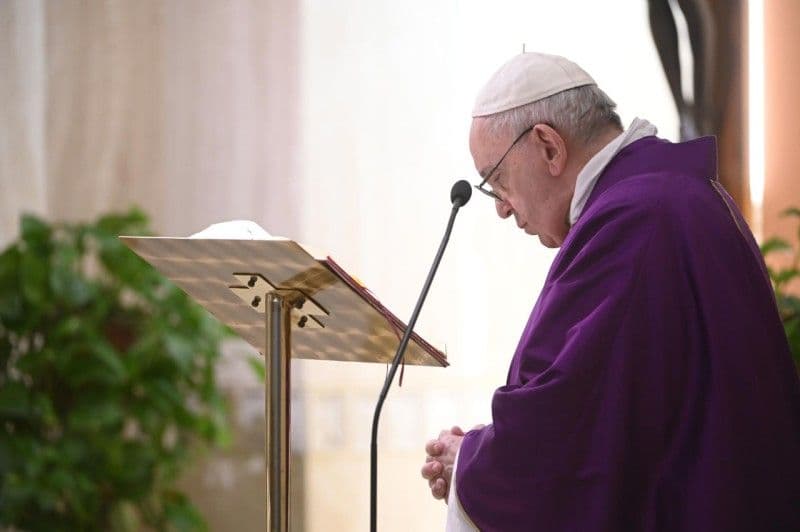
451, 179, 472, 207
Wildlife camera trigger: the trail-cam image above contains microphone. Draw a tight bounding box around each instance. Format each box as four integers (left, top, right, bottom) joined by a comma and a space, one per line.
370, 179, 471, 532
450, 179, 472, 207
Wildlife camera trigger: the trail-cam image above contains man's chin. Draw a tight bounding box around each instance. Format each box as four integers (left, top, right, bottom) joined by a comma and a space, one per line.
538, 234, 560, 248
524, 227, 561, 248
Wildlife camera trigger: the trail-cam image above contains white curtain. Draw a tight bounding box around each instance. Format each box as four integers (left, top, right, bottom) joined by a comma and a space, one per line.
0, 0, 301, 244
0, 1, 302, 530
1, 0, 47, 242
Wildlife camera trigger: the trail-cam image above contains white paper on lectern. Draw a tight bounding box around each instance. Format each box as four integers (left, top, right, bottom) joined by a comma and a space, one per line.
189, 220, 280, 240
190, 220, 324, 259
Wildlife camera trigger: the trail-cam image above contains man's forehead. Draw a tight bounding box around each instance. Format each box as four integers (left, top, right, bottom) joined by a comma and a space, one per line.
469, 117, 491, 140
469, 119, 506, 175
470, 119, 497, 150
469, 120, 492, 177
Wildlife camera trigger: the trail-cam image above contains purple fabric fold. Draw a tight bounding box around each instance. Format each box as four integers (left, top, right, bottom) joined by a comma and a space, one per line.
456, 136, 800, 531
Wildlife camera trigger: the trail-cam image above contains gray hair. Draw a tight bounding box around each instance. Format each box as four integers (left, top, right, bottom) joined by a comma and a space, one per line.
482, 84, 623, 146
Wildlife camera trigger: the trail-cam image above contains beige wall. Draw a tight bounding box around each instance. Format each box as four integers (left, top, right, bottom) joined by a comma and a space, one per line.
763, 0, 800, 244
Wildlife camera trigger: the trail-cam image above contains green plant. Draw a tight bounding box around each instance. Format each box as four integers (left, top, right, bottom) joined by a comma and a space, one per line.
0, 209, 230, 531
761, 207, 800, 369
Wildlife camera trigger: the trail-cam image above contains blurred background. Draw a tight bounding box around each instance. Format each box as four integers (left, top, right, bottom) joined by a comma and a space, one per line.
1, 0, 799, 530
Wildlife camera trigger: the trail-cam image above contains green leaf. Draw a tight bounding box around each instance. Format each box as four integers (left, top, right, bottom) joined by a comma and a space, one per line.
20, 213, 52, 251
785, 318, 800, 362
0, 433, 12, 473
780, 207, 800, 218
59, 436, 88, 464
20, 250, 49, 307
96, 209, 149, 236
163, 491, 208, 532
99, 242, 156, 292
108, 443, 157, 499
31, 393, 58, 427
773, 268, 800, 286
0, 381, 31, 420
52, 315, 83, 339
61, 342, 127, 387
0, 291, 24, 324
247, 356, 266, 383
15, 348, 55, 377
779, 294, 800, 317
0, 246, 24, 323
49, 246, 94, 307
144, 378, 183, 415
0, 244, 21, 286
68, 400, 124, 432
91, 340, 128, 383
164, 334, 195, 372
109, 500, 142, 532
760, 237, 792, 256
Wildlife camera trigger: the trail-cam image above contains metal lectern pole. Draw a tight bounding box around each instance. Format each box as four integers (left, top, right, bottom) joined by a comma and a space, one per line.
265, 293, 291, 532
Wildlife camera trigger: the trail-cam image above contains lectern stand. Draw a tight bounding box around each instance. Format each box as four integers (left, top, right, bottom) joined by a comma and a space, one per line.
120, 237, 446, 531
265, 293, 291, 531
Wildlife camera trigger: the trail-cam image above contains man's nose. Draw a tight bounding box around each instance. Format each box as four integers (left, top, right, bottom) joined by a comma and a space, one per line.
495, 199, 512, 219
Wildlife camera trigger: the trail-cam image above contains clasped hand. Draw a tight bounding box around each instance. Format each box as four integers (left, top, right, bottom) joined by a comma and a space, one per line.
420, 424, 485, 503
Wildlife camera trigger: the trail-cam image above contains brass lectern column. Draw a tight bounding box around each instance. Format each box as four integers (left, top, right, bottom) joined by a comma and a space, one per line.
265, 293, 291, 532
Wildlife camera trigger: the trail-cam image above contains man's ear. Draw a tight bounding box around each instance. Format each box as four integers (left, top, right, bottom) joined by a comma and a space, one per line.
532, 124, 567, 176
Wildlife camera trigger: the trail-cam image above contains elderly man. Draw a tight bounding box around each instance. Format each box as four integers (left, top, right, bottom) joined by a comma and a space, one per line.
421, 52, 800, 531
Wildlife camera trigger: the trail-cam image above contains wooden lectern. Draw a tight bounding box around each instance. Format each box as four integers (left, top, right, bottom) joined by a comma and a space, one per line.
120, 236, 447, 531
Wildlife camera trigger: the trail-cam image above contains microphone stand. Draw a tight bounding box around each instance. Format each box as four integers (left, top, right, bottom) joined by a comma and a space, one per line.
369, 182, 471, 532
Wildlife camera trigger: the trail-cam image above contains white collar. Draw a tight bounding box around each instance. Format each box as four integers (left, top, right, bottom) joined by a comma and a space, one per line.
568, 118, 658, 225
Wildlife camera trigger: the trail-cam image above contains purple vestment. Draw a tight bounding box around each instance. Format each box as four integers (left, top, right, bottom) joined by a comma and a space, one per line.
456, 136, 800, 531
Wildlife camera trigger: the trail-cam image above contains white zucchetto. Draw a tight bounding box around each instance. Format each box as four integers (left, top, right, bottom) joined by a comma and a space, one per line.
472, 52, 596, 117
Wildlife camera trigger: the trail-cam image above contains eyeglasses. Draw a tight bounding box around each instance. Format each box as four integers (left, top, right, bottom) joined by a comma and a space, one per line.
473, 125, 534, 202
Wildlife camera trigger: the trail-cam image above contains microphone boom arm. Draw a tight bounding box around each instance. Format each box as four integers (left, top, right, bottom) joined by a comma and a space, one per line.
369, 181, 471, 532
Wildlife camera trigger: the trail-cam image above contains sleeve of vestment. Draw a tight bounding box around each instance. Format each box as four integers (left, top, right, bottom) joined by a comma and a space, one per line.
454, 185, 684, 531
